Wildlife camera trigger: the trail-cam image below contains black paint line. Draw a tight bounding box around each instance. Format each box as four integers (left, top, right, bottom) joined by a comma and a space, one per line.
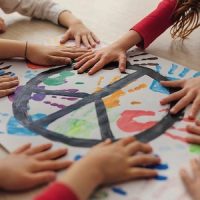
0, 72, 12, 76
32, 88, 89, 98
129, 52, 149, 58
13, 63, 184, 147
95, 100, 114, 139
141, 57, 159, 61
0, 62, 4, 65
0, 65, 12, 70
32, 71, 144, 126
135, 112, 183, 143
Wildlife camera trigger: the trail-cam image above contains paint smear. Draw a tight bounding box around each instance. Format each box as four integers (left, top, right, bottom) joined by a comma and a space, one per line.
43, 71, 75, 86
110, 76, 120, 84
189, 144, 200, 153
104, 90, 125, 109
165, 133, 187, 143
128, 83, 147, 93
117, 110, 156, 132
7, 113, 46, 136
154, 175, 168, 181
131, 101, 141, 105
74, 154, 83, 161
147, 163, 169, 170
95, 76, 104, 92
26, 62, 51, 69
55, 118, 95, 138
112, 187, 127, 196
75, 82, 84, 85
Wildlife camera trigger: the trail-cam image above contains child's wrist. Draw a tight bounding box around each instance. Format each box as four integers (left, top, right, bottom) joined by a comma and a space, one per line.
58, 10, 82, 27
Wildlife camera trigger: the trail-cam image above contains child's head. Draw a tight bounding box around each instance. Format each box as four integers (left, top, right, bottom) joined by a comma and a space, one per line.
171, 0, 200, 39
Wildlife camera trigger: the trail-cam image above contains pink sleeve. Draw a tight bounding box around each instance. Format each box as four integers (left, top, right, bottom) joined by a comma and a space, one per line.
35, 182, 78, 200
131, 0, 177, 49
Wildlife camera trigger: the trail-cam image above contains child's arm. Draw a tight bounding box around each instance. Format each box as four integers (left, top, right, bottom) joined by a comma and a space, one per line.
0, 0, 99, 48
180, 158, 200, 200
160, 77, 200, 119
35, 138, 160, 200
0, 143, 71, 191
74, 0, 177, 75
0, 39, 90, 65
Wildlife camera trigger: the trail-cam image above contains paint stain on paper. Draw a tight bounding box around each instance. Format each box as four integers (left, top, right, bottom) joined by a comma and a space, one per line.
117, 110, 156, 132
43, 71, 75, 86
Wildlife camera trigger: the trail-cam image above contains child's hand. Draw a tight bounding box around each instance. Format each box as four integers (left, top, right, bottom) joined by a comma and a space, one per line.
0, 143, 71, 191
160, 77, 200, 119
60, 21, 99, 49
0, 17, 6, 33
186, 120, 200, 144
0, 76, 19, 98
86, 137, 160, 184
27, 44, 90, 66
74, 44, 127, 75
180, 158, 200, 200
58, 138, 160, 200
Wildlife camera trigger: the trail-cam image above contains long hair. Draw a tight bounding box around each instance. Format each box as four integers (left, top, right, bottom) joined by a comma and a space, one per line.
171, 0, 200, 39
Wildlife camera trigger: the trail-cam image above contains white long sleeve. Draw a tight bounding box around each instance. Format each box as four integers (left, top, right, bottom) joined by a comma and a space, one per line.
0, 0, 66, 24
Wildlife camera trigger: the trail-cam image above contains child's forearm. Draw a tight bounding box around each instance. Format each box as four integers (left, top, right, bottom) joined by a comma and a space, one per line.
0, 39, 26, 59
112, 30, 142, 51
58, 158, 103, 200
58, 11, 82, 28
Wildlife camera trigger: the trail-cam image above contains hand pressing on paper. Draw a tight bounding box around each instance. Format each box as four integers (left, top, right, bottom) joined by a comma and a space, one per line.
0, 143, 71, 191
181, 158, 200, 200
26, 44, 91, 66
160, 77, 200, 119
58, 11, 99, 48
0, 76, 19, 98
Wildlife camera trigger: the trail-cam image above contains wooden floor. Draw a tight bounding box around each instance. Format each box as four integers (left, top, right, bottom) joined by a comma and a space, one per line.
0, 0, 199, 199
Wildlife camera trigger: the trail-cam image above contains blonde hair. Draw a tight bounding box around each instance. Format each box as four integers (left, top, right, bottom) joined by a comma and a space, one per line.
171, 0, 200, 39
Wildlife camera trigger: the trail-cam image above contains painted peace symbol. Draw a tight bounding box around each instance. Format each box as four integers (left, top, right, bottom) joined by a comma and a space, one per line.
12, 62, 184, 147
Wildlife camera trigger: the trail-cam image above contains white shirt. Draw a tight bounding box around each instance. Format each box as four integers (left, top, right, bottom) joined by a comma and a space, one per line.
0, 0, 66, 24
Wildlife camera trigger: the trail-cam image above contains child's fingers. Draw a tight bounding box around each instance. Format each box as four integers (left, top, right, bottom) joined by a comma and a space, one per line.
116, 137, 135, 146
25, 143, 52, 155
160, 89, 185, 105
91, 32, 100, 43
35, 160, 72, 172
34, 148, 68, 161
0, 87, 17, 98
82, 35, 91, 49
180, 169, 193, 191
189, 97, 200, 119
191, 159, 200, 177
0, 80, 19, 90
160, 79, 185, 87
126, 142, 152, 155
88, 58, 108, 75
12, 143, 32, 154
60, 32, 71, 44
186, 136, 200, 145
75, 52, 95, 62
77, 56, 100, 73
48, 56, 71, 65
128, 155, 160, 167
87, 34, 96, 48
170, 92, 195, 114
54, 51, 85, 59
0, 76, 18, 83
119, 54, 127, 73
75, 35, 81, 48
129, 168, 157, 179
74, 53, 96, 69
187, 124, 200, 135
28, 171, 56, 188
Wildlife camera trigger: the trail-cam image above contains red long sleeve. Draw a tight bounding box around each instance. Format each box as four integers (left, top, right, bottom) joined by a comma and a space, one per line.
35, 182, 78, 200
131, 0, 177, 49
